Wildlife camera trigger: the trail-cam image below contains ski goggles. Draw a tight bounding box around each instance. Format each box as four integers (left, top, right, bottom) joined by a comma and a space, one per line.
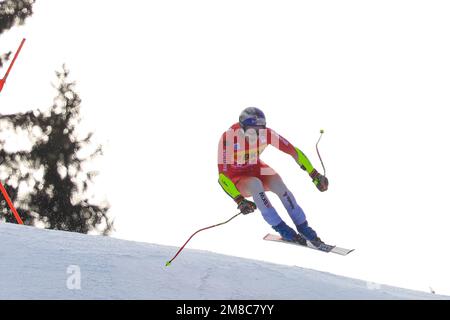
243, 124, 266, 131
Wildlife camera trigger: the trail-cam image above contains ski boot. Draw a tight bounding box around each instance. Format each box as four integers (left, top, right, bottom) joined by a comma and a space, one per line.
272, 221, 307, 245
296, 221, 323, 247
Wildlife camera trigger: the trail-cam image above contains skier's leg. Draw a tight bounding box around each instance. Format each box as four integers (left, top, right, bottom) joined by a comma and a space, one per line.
262, 174, 307, 225
263, 174, 319, 242
236, 176, 281, 226
236, 176, 298, 240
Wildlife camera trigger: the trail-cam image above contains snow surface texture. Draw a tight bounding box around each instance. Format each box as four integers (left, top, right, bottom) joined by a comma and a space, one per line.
0, 223, 446, 300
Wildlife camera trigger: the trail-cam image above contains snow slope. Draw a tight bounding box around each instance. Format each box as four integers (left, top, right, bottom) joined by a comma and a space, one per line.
0, 222, 446, 300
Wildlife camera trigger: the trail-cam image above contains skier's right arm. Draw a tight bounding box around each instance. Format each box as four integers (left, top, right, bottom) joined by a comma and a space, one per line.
218, 173, 241, 200
218, 173, 256, 214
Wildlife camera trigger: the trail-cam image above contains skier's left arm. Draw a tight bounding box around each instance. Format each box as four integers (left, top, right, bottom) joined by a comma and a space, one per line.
268, 128, 328, 191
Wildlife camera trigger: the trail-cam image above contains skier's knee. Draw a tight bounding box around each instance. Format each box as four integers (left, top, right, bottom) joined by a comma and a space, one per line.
245, 177, 265, 193
267, 175, 289, 196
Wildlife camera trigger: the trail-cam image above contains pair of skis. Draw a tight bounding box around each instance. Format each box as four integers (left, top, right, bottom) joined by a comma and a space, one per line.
263, 233, 354, 256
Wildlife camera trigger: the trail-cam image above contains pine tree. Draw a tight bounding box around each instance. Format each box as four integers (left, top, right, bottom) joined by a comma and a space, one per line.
0, 65, 113, 235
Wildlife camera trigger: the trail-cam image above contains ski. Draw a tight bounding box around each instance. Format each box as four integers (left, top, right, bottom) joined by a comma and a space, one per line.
263, 233, 354, 256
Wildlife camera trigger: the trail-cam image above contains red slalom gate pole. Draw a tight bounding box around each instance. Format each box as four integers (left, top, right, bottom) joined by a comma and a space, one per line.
166, 212, 241, 266
0, 182, 24, 225
0, 38, 26, 93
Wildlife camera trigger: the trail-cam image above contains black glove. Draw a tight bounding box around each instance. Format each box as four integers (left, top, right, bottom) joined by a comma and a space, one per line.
309, 169, 328, 192
234, 195, 257, 215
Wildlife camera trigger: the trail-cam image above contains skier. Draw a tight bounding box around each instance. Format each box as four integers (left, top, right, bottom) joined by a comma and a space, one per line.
217, 107, 329, 246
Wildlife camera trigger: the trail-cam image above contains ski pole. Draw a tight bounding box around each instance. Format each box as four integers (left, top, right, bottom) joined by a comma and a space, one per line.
316, 129, 326, 176
166, 212, 241, 266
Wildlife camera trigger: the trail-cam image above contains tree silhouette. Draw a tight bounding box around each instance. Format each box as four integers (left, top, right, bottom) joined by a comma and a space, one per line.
0, 0, 35, 68
0, 65, 113, 235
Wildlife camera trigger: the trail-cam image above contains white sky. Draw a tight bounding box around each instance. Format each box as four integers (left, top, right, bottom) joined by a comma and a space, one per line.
1, 0, 450, 296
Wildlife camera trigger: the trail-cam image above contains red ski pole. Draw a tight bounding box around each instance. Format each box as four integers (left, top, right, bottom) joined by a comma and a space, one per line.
166, 212, 241, 266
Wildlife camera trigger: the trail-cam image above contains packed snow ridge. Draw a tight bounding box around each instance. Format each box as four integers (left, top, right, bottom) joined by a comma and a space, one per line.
0, 222, 446, 300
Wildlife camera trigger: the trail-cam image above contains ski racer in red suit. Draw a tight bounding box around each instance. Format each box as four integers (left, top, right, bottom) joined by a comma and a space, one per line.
217, 107, 329, 246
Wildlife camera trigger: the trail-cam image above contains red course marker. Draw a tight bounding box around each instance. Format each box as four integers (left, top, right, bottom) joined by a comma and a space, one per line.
0, 183, 24, 224
0, 37, 26, 224
0, 38, 26, 93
